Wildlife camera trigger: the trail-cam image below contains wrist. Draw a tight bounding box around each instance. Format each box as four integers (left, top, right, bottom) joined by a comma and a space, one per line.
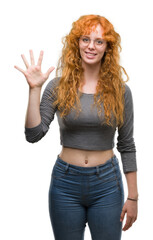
30, 86, 42, 92
128, 192, 139, 199
127, 197, 138, 202
127, 193, 139, 201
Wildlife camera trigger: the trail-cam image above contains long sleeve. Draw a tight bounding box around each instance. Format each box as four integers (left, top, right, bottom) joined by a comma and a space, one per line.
117, 84, 137, 173
24, 77, 59, 143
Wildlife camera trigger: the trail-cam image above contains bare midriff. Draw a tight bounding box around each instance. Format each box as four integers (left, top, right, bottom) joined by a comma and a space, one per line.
59, 146, 115, 167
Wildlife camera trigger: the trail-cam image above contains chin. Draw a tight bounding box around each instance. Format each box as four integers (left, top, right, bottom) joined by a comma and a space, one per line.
82, 58, 101, 66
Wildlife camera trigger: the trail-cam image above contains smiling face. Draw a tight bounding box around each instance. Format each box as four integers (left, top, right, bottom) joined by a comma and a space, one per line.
79, 24, 107, 66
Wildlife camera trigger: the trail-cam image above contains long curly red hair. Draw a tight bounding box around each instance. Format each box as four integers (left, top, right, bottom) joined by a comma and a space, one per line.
51, 14, 129, 128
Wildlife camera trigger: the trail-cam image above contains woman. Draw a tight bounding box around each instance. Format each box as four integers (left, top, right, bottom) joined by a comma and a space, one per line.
14, 14, 138, 240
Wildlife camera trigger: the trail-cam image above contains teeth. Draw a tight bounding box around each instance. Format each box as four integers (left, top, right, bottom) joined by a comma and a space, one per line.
86, 52, 96, 56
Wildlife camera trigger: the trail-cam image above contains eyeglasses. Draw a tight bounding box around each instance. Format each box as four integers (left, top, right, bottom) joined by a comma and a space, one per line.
79, 36, 105, 48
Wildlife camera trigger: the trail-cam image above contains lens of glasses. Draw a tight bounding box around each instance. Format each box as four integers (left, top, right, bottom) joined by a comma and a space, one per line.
80, 37, 104, 47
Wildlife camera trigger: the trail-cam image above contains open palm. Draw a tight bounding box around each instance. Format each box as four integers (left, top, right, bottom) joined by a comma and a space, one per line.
14, 50, 55, 89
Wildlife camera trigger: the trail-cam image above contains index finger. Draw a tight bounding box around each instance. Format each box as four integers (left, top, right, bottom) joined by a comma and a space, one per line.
122, 216, 132, 231
37, 50, 44, 66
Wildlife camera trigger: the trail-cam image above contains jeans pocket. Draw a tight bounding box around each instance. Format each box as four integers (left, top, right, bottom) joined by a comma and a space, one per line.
97, 166, 117, 183
51, 164, 68, 180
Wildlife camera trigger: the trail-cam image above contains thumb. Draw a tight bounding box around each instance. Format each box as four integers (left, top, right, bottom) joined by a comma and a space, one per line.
120, 208, 126, 222
44, 66, 55, 79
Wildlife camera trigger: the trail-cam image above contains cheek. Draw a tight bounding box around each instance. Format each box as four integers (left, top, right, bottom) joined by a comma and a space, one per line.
79, 43, 84, 53
79, 45, 82, 54
98, 49, 106, 58
79, 48, 86, 58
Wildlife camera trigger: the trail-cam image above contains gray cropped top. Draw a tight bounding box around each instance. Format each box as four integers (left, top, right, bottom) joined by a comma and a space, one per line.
25, 77, 137, 173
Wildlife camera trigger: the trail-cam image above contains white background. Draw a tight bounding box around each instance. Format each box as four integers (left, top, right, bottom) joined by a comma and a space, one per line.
0, 0, 153, 239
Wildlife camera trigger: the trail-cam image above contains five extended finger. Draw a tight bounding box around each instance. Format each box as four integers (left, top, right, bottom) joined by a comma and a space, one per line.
21, 54, 29, 68
37, 50, 44, 66
15, 50, 54, 80
29, 49, 35, 65
14, 65, 25, 75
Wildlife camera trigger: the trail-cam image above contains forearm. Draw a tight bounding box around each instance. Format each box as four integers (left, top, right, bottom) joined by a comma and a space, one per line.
125, 171, 138, 199
25, 87, 42, 128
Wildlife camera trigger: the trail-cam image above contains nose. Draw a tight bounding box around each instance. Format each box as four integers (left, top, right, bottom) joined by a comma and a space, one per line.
88, 40, 95, 49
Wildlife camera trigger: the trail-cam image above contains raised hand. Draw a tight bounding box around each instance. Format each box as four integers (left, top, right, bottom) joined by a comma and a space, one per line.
14, 50, 55, 89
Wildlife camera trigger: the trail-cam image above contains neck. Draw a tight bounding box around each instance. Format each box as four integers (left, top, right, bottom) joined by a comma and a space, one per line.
81, 61, 101, 83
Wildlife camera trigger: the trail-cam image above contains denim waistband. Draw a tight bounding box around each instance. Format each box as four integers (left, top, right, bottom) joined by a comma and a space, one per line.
55, 154, 119, 176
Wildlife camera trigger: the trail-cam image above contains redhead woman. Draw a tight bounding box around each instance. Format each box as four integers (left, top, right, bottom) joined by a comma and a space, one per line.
14, 14, 138, 240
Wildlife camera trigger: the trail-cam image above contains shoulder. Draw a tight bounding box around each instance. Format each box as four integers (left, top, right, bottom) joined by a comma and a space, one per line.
42, 77, 61, 98
124, 83, 132, 94
123, 83, 134, 107
46, 77, 61, 89
124, 83, 133, 99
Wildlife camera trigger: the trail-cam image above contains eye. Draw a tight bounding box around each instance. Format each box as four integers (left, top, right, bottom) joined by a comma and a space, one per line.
96, 40, 103, 45
82, 38, 89, 42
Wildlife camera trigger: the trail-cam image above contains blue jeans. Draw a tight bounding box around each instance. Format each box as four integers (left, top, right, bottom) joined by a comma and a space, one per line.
48, 154, 124, 240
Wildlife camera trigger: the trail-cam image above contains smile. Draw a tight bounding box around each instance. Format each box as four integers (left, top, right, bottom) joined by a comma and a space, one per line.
85, 52, 97, 56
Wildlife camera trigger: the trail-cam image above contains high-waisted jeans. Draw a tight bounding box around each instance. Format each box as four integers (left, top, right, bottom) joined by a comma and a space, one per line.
48, 154, 124, 240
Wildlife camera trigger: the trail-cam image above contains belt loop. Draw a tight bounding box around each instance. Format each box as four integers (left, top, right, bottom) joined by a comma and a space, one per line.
65, 163, 69, 172
111, 158, 115, 166
96, 166, 100, 175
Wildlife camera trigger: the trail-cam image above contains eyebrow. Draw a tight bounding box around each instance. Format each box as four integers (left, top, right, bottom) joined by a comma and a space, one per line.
82, 35, 104, 40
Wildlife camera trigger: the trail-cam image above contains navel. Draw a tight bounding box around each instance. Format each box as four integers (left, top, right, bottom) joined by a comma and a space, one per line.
85, 159, 88, 164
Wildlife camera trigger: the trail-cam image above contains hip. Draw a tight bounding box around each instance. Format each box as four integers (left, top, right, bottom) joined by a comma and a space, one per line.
50, 154, 124, 206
